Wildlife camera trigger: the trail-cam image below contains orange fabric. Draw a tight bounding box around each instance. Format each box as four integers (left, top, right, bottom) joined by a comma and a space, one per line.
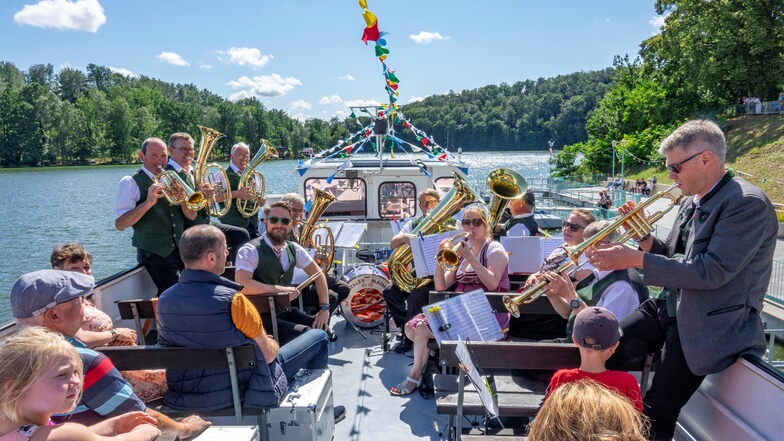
231, 294, 264, 339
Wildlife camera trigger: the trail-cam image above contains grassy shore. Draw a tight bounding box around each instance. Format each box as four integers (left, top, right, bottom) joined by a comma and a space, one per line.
622, 115, 784, 204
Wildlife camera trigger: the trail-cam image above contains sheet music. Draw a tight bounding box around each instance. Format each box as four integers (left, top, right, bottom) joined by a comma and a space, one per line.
500, 236, 542, 274
456, 338, 499, 419
323, 221, 344, 242
423, 289, 503, 347
334, 222, 366, 248
410, 230, 463, 278
540, 237, 565, 264
390, 219, 402, 236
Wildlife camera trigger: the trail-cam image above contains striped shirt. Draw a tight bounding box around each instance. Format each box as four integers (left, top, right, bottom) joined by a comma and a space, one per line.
52, 336, 145, 422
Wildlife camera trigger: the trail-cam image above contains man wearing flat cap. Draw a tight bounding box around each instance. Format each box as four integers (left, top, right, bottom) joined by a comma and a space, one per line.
11, 269, 210, 439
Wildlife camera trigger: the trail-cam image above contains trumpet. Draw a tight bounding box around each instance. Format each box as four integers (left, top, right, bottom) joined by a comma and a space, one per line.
502, 185, 682, 318
435, 232, 470, 271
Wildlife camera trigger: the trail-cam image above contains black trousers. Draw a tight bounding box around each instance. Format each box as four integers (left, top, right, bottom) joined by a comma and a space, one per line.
298, 275, 350, 315
260, 309, 315, 345
214, 222, 250, 264
607, 298, 706, 441
382, 281, 435, 331
137, 247, 183, 296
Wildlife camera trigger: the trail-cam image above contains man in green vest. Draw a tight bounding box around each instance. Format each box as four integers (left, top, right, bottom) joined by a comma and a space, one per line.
235, 201, 331, 344
167, 133, 250, 263
219, 142, 262, 239
114, 137, 196, 294
495, 190, 540, 238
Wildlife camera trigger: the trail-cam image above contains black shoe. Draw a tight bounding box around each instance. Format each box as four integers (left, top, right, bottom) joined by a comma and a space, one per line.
333, 405, 346, 423
392, 338, 413, 353
329, 331, 338, 342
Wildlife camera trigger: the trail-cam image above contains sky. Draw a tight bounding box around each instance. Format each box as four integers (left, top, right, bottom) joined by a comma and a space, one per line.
0, 0, 666, 120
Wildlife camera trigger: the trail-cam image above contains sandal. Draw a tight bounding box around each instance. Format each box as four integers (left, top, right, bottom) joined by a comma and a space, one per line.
389, 376, 421, 396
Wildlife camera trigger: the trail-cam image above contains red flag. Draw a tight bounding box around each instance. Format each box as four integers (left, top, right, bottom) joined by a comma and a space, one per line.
362, 23, 380, 44
438, 154, 447, 161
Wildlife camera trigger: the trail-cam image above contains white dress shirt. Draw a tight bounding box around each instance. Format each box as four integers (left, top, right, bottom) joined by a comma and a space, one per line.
235, 232, 314, 275
114, 166, 157, 219
589, 269, 641, 322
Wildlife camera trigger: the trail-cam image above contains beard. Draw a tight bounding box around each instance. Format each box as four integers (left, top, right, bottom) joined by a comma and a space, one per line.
268, 228, 288, 245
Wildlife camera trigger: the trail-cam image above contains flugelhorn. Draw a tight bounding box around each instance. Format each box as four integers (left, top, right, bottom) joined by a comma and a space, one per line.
237, 139, 278, 218
502, 185, 682, 317
435, 232, 470, 271
154, 166, 206, 211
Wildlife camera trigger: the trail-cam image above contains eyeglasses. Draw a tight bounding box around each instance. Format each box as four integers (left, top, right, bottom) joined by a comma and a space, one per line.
419, 199, 438, 206
562, 221, 585, 232
665, 150, 705, 174
267, 216, 292, 225
461, 218, 484, 227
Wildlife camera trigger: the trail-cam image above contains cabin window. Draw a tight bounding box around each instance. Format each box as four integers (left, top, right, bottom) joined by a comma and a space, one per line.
435, 177, 454, 194
378, 182, 416, 219
304, 178, 367, 217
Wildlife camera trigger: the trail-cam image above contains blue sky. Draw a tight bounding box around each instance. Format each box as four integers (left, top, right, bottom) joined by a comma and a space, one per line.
0, 0, 665, 120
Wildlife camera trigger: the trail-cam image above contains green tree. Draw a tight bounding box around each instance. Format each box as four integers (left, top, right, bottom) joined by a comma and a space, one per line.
57, 68, 88, 103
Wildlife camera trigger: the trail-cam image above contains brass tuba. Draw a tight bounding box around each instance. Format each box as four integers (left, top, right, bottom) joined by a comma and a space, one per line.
154, 166, 206, 211
237, 139, 278, 218
193, 125, 232, 217
486, 168, 528, 230
294, 186, 337, 291
388, 172, 483, 292
502, 185, 682, 317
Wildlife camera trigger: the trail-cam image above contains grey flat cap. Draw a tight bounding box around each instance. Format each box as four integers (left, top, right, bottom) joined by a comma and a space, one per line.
10, 270, 94, 319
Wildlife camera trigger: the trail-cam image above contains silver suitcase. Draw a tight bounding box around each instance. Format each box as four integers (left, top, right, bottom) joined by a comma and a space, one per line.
191, 426, 260, 441
266, 369, 335, 441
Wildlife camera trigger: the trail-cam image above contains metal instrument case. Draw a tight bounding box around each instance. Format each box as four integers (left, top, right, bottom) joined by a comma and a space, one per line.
267, 368, 335, 441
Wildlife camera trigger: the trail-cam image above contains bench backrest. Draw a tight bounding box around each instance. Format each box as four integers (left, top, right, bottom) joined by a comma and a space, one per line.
98, 344, 257, 371
440, 341, 580, 371
428, 291, 559, 315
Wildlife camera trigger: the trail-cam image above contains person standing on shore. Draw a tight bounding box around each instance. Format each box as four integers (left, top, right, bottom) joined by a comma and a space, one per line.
589, 119, 778, 440
114, 137, 196, 295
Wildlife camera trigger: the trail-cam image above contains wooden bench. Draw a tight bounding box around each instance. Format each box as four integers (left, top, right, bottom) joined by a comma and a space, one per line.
98, 344, 271, 427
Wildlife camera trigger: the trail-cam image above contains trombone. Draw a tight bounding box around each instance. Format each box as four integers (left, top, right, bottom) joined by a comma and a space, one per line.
502, 185, 682, 318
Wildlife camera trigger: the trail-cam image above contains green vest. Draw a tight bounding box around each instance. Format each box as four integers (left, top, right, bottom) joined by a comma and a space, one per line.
219, 166, 259, 230
565, 272, 622, 338
131, 170, 185, 257
166, 164, 209, 228
250, 237, 297, 286
411, 216, 457, 231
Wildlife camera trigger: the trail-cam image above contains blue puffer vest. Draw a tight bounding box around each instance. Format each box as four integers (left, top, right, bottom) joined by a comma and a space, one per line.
157, 269, 287, 410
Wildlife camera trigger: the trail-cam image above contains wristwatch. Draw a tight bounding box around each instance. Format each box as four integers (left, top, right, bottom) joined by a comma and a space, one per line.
569, 298, 584, 310
109, 328, 119, 343
319, 304, 330, 312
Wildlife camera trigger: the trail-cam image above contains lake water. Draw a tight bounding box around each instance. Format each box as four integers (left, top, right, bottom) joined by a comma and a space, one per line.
0, 151, 552, 323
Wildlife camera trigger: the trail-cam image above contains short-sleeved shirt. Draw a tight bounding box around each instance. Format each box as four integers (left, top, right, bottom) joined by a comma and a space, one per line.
53, 336, 145, 423
114, 166, 157, 219
235, 232, 314, 274
545, 368, 643, 412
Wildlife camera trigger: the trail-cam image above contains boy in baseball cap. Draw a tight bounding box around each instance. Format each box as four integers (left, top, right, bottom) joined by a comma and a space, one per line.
543, 306, 643, 411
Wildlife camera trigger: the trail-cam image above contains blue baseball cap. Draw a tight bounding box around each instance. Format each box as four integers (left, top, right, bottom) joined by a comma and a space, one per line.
10, 270, 94, 319
573, 306, 623, 350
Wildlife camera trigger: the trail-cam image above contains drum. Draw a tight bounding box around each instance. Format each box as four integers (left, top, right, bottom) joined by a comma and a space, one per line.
373, 248, 393, 264
340, 264, 389, 328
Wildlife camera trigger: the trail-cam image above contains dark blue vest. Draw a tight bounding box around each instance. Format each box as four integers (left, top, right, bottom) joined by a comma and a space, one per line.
157, 269, 287, 410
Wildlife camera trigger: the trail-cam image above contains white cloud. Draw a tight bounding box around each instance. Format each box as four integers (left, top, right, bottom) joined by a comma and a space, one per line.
650, 13, 669, 32
409, 95, 426, 103
222, 47, 274, 68
200, 64, 213, 70
290, 113, 308, 122
291, 100, 312, 110
319, 94, 343, 105
337, 74, 355, 81
108, 66, 137, 78
226, 73, 303, 100
409, 31, 450, 44
344, 99, 380, 108
14, 0, 106, 33
157, 52, 190, 66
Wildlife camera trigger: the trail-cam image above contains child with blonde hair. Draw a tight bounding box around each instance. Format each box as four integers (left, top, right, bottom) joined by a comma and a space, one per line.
0, 327, 160, 441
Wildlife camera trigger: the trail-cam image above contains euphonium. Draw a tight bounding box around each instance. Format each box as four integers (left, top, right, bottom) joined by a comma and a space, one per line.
237, 139, 278, 218
436, 232, 470, 271
193, 125, 233, 217
502, 185, 682, 318
388, 172, 483, 292
486, 168, 528, 230
294, 186, 337, 291
154, 166, 206, 211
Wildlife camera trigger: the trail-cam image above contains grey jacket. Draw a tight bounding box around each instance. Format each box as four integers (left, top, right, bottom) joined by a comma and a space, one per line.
643, 176, 778, 376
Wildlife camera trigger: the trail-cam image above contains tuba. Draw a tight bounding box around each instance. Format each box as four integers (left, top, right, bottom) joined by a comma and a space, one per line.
388, 172, 483, 292
294, 186, 337, 291
154, 166, 206, 211
502, 185, 682, 317
193, 125, 233, 217
237, 139, 278, 218
486, 168, 528, 230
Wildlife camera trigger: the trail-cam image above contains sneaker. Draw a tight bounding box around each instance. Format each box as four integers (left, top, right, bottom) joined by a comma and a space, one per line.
334, 405, 346, 423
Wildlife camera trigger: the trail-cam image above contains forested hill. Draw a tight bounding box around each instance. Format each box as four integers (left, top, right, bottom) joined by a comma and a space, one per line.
401, 69, 614, 151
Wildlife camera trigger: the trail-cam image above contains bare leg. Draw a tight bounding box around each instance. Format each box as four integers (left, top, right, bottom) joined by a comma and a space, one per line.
391, 322, 433, 395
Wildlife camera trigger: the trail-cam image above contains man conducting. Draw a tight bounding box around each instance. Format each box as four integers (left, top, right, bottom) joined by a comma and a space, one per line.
115, 137, 196, 294
589, 119, 778, 440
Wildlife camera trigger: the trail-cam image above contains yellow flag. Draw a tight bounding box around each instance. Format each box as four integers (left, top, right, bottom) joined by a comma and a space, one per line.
363, 10, 377, 27
359, 0, 368, 9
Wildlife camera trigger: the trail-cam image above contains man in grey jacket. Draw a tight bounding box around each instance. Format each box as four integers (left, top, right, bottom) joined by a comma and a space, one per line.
589, 119, 778, 440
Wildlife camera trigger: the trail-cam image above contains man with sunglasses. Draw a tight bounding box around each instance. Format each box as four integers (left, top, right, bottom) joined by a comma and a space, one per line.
384, 189, 456, 353
235, 201, 332, 344
589, 120, 778, 441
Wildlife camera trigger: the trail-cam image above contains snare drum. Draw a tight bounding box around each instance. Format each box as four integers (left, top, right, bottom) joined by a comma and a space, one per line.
340, 264, 389, 328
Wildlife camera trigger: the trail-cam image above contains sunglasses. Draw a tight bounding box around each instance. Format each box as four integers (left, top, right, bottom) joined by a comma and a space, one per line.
665, 150, 705, 174
562, 221, 584, 232
267, 216, 292, 225
461, 218, 484, 227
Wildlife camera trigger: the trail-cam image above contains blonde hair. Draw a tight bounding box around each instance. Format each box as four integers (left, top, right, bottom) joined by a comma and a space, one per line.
571, 208, 596, 226
527, 379, 648, 441
0, 327, 83, 424
462, 205, 492, 241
